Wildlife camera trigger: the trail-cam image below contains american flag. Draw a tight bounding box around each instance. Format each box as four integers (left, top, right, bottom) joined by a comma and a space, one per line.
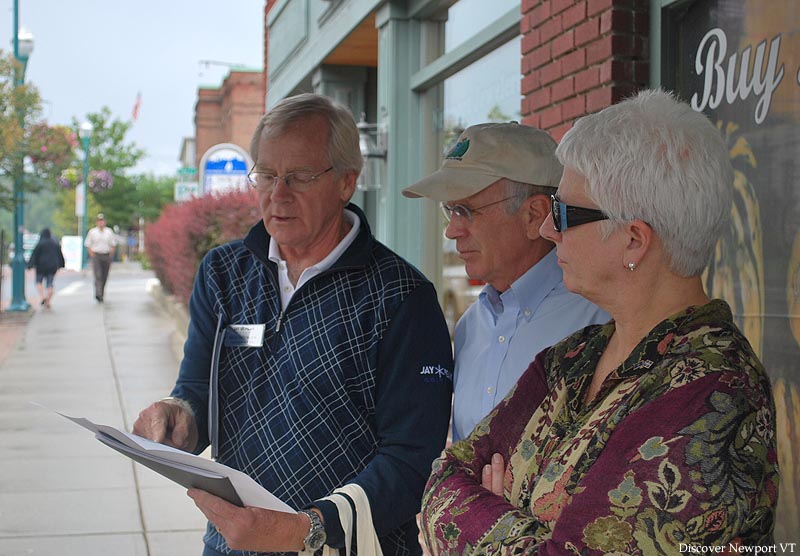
131, 92, 142, 122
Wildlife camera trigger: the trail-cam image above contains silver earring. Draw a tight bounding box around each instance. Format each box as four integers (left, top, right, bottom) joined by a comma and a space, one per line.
628, 262, 636, 271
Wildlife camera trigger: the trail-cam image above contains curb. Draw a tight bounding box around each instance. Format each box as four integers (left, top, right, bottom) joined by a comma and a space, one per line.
146, 279, 189, 362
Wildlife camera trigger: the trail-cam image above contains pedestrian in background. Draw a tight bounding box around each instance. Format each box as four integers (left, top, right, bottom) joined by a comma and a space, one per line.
27, 228, 65, 309
84, 213, 117, 302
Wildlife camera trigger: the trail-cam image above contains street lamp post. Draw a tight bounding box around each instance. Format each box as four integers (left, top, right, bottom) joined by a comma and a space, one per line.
79, 122, 93, 269
8, 0, 34, 312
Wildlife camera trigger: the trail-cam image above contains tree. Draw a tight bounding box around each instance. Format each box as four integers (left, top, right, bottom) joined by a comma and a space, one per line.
0, 52, 40, 163
2, 58, 174, 238
486, 104, 515, 123
1, 51, 79, 218
52, 186, 101, 237
53, 106, 147, 231
130, 173, 177, 223
2, 54, 72, 241
72, 107, 145, 175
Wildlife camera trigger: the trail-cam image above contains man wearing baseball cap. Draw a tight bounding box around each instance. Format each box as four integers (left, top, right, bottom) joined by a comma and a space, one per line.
404, 122, 609, 442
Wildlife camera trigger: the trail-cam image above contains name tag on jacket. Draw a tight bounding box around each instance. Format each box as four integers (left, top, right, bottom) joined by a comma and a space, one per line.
224, 324, 266, 348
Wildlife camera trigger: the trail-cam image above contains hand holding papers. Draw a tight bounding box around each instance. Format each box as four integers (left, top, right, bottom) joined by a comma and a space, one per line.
52, 409, 294, 513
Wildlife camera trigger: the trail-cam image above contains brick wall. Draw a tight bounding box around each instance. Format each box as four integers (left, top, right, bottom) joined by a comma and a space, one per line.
521, 0, 650, 140
195, 88, 225, 167
194, 71, 265, 168
221, 72, 266, 154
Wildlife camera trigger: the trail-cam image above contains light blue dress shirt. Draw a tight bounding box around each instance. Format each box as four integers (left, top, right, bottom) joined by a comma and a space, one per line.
451, 249, 610, 441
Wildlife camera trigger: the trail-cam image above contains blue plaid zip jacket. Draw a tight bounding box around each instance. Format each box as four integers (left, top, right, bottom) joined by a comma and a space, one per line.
171, 204, 454, 556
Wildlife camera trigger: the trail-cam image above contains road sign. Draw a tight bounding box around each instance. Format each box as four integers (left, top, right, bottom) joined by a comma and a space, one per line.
175, 181, 200, 202
199, 143, 252, 196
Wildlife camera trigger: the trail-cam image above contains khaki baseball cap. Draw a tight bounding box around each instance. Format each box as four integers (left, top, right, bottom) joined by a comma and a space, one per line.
402, 122, 562, 201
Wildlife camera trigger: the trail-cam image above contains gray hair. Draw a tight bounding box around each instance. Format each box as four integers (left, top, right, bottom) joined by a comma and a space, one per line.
556, 89, 733, 277
249, 93, 363, 176
504, 179, 557, 213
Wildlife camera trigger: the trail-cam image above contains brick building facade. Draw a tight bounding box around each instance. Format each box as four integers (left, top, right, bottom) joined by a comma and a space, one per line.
521, 0, 649, 139
193, 69, 265, 169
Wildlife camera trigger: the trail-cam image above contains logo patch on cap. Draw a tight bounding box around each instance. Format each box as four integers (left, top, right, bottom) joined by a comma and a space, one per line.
446, 139, 470, 160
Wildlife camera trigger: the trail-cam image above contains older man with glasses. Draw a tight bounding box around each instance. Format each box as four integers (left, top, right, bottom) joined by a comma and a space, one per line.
403, 122, 609, 445
134, 93, 453, 556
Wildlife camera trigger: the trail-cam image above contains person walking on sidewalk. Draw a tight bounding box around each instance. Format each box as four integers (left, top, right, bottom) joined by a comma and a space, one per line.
84, 213, 117, 302
133, 93, 453, 556
26, 228, 65, 309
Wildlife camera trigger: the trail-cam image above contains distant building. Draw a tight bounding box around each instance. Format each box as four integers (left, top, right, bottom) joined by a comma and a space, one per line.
194, 69, 265, 170
178, 137, 195, 170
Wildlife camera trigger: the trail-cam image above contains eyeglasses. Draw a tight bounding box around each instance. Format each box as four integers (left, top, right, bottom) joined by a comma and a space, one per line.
441, 196, 516, 223
550, 194, 609, 232
247, 165, 334, 193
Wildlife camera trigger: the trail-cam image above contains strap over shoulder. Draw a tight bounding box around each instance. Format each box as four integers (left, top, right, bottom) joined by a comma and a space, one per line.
299, 484, 383, 556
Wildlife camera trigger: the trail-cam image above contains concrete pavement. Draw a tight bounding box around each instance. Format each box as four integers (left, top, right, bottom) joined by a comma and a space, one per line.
0, 262, 208, 555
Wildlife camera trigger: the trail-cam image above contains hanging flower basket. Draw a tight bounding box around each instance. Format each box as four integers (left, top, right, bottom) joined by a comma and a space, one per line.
56, 168, 114, 192
57, 168, 81, 189
89, 170, 114, 192
27, 124, 78, 169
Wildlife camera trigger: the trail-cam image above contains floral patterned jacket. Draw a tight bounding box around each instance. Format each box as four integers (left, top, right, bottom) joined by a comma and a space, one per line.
421, 300, 778, 555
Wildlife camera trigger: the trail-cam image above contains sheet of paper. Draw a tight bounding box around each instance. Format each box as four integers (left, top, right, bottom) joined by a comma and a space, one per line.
37, 404, 295, 513
97, 432, 245, 506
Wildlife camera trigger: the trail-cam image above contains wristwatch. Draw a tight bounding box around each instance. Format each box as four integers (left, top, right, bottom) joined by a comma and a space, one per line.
300, 509, 327, 552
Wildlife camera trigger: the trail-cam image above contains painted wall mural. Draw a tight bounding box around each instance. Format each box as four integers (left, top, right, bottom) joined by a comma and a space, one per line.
665, 0, 799, 542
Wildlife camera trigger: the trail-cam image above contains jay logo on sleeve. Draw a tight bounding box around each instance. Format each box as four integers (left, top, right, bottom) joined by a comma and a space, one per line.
420, 365, 453, 383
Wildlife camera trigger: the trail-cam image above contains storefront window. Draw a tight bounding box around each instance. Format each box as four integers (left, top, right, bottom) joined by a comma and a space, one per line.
445, 0, 520, 52
443, 36, 522, 153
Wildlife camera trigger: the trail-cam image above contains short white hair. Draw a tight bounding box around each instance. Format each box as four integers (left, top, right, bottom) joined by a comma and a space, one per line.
250, 93, 363, 176
556, 89, 733, 277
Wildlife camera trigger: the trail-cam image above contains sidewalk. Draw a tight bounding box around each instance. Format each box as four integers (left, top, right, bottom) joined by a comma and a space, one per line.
0, 262, 206, 555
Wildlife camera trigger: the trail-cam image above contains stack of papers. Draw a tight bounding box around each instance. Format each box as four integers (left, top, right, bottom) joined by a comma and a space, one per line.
52, 409, 294, 513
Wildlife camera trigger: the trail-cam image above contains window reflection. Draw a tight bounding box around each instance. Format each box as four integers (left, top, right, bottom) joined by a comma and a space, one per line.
445, 0, 521, 52
443, 37, 522, 152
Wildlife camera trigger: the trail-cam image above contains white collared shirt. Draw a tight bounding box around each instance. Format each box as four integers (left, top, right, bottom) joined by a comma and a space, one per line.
84, 226, 118, 254
268, 209, 360, 310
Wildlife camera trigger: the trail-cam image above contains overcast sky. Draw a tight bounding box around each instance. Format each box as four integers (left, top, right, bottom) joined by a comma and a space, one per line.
2, 0, 265, 176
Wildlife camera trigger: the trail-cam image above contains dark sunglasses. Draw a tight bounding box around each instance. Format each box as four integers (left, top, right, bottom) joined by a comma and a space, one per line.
551, 194, 609, 232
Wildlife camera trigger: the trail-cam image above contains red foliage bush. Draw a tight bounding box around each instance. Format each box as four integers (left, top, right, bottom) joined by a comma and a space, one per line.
145, 190, 261, 306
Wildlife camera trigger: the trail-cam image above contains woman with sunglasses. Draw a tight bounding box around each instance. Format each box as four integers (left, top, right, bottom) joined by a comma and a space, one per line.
420, 90, 778, 554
